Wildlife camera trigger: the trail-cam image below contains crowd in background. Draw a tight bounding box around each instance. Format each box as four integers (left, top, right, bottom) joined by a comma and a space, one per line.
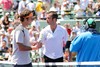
0, 0, 100, 62
0, 0, 100, 19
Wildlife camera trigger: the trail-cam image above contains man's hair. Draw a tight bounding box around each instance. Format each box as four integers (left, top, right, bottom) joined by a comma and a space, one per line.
19, 9, 32, 22
46, 11, 58, 19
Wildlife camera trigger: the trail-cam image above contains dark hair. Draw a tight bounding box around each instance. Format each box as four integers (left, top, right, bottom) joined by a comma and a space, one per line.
19, 9, 32, 22
46, 11, 58, 19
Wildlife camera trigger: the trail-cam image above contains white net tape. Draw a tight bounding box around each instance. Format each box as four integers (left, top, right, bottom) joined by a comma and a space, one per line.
0, 61, 100, 67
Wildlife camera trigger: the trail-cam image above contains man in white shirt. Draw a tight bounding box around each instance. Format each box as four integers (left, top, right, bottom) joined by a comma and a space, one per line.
11, 9, 41, 67
34, 11, 68, 66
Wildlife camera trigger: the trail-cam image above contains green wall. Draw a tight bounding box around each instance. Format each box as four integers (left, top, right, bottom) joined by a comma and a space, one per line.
39, 19, 83, 29
40, 19, 100, 32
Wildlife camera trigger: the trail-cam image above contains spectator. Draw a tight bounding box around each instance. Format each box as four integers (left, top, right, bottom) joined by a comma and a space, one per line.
49, 2, 60, 14
61, 0, 70, 11
31, 16, 40, 32
12, 0, 19, 13
72, 21, 82, 35
96, 9, 100, 16
13, 12, 20, 28
40, 9, 46, 20
80, 0, 89, 11
35, 0, 44, 20
26, 1, 35, 12
73, 0, 84, 17
70, 18, 100, 63
64, 23, 72, 37
70, 30, 77, 41
0, 12, 11, 31
29, 25, 38, 38
94, 0, 100, 12
0, 40, 9, 60
18, 0, 26, 15
6, 27, 14, 47
0, 30, 9, 48
86, 2, 94, 17
0, 0, 12, 15
42, 0, 51, 11
96, 4, 100, 16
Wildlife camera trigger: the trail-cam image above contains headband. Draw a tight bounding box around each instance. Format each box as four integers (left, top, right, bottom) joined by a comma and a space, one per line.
24, 13, 33, 18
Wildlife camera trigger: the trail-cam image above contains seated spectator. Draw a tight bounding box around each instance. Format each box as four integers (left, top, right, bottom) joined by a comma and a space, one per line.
86, 2, 94, 17
13, 12, 20, 28
0, 40, 8, 53
18, 0, 26, 15
35, 0, 44, 19
94, 0, 100, 12
31, 16, 40, 32
96, 9, 100, 16
96, 4, 100, 16
49, 2, 60, 14
0, 30, 9, 48
0, 40, 9, 60
7, 46, 12, 61
6, 27, 14, 46
73, 0, 84, 17
40, 10, 46, 20
0, 12, 11, 31
12, 0, 19, 13
0, 0, 12, 15
26, 1, 35, 12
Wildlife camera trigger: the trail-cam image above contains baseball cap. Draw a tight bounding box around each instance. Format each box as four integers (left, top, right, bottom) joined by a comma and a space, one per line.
87, 18, 96, 28
87, 18, 94, 25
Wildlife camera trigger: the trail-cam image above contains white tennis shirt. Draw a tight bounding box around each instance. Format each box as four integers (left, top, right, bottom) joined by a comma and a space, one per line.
38, 25, 68, 59
11, 26, 31, 65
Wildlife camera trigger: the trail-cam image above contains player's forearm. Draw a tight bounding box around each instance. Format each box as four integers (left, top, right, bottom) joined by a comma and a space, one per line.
17, 42, 42, 51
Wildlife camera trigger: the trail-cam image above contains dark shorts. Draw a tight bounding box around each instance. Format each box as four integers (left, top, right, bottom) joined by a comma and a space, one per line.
13, 63, 32, 67
43, 55, 63, 67
43, 55, 63, 62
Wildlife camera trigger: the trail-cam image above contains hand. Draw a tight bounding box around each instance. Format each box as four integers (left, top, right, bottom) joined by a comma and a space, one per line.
31, 42, 42, 50
32, 41, 38, 46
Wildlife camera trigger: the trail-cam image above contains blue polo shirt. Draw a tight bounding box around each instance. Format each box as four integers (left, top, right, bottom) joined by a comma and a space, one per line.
70, 31, 100, 62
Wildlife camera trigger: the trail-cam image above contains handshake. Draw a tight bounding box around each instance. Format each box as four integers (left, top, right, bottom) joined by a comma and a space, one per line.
30, 41, 42, 50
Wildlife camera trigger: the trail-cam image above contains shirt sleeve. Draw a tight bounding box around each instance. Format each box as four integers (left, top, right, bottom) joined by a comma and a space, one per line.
37, 29, 45, 43
70, 35, 83, 52
16, 30, 24, 44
